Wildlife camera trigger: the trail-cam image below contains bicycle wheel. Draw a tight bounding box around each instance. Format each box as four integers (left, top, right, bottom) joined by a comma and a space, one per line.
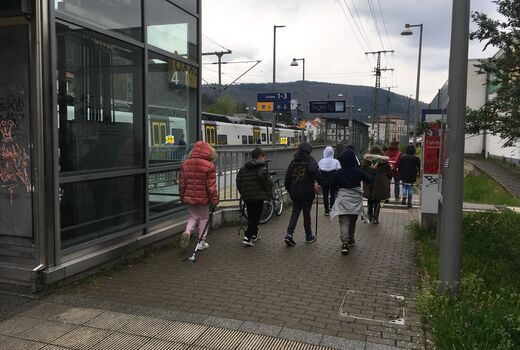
258, 200, 274, 224
273, 186, 283, 216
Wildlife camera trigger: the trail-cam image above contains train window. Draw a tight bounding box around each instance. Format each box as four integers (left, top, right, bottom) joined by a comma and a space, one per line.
153, 125, 160, 146
262, 133, 266, 142
241, 135, 247, 145
217, 135, 228, 145
160, 125, 167, 144
290, 137, 295, 144
248, 136, 254, 144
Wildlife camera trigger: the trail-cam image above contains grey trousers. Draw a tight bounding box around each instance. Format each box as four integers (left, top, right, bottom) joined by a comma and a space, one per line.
339, 214, 358, 243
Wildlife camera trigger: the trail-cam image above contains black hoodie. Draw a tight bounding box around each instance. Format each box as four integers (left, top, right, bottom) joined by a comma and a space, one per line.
331, 149, 374, 190
237, 159, 272, 201
284, 142, 322, 202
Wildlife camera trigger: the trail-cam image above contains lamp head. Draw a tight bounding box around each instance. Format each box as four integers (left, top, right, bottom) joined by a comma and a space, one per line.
401, 28, 413, 36
290, 58, 299, 66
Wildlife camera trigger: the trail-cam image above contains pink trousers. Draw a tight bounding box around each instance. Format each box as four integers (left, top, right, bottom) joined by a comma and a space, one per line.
185, 205, 210, 239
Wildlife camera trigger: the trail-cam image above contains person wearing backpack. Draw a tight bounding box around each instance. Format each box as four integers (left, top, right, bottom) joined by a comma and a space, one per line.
178, 141, 219, 251
362, 145, 392, 224
384, 141, 402, 201
236, 148, 272, 246
284, 142, 322, 246
318, 146, 341, 216
397, 145, 421, 208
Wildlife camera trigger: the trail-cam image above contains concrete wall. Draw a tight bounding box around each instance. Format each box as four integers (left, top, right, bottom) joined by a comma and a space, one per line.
464, 59, 487, 154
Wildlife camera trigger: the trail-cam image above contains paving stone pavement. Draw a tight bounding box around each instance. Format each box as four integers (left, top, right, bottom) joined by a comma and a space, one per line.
467, 159, 520, 199
0, 205, 425, 349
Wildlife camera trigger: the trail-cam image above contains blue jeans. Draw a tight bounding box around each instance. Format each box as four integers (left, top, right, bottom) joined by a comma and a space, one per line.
403, 183, 414, 205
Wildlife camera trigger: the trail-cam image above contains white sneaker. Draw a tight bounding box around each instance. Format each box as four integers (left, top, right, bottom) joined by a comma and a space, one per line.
197, 241, 209, 250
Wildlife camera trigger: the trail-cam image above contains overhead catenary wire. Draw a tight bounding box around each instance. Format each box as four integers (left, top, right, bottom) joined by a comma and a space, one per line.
337, 0, 368, 52
367, 0, 385, 50
348, 0, 374, 52
341, 0, 372, 52
376, 0, 392, 49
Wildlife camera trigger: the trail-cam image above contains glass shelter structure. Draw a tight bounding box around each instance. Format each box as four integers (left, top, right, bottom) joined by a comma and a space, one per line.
0, 0, 201, 288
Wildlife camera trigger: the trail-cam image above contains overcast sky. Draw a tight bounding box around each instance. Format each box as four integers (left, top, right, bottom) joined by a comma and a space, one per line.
201, 0, 500, 104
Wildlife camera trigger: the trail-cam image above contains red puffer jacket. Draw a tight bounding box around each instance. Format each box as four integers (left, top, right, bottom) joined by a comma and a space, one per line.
179, 141, 219, 205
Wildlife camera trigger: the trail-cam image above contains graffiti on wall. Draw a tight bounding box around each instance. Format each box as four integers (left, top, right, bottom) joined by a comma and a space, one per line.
0, 91, 31, 204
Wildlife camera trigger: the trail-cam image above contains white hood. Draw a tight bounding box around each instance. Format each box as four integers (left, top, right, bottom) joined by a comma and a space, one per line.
318, 146, 341, 171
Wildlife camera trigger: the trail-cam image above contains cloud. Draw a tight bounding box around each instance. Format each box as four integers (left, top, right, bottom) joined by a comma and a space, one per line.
202, 0, 500, 102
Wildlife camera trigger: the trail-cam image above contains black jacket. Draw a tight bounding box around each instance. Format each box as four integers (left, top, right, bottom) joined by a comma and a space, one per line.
331, 149, 374, 190
284, 142, 322, 202
236, 159, 272, 201
398, 154, 421, 184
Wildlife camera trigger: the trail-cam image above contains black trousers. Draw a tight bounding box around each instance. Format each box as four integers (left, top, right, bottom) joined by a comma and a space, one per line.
322, 184, 335, 212
367, 200, 381, 220
245, 200, 264, 239
287, 200, 313, 236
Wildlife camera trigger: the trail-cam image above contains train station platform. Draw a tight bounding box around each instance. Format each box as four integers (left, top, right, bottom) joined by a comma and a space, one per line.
0, 204, 426, 350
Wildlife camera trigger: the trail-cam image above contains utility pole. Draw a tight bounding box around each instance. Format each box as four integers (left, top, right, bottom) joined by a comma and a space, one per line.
201, 50, 232, 92
272, 25, 285, 144
385, 87, 391, 143
439, 0, 470, 295
406, 95, 412, 136
365, 50, 394, 144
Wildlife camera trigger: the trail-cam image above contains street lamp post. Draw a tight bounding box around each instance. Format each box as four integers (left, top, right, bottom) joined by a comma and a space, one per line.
401, 23, 423, 144
272, 25, 285, 144
290, 57, 305, 121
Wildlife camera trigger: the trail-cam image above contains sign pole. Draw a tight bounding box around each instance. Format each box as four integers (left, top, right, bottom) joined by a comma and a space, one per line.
439, 0, 470, 295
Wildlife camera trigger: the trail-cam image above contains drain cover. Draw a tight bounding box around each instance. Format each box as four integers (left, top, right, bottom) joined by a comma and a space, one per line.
338, 290, 405, 325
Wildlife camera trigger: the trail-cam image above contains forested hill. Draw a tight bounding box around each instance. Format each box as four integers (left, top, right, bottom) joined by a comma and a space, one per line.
202, 81, 428, 123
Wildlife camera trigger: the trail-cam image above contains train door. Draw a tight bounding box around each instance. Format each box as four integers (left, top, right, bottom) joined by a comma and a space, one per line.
205, 125, 217, 145
293, 131, 299, 145
274, 130, 280, 144
152, 121, 167, 146
253, 127, 260, 144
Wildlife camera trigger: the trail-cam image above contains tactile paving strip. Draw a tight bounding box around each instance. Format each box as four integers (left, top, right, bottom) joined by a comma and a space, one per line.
338, 289, 405, 325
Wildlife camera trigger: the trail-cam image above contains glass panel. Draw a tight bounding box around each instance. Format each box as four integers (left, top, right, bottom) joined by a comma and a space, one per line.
0, 23, 33, 238
55, 0, 142, 40
148, 52, 197, 165
57, 22, 143, 173
171, 0, 197, 14
149, 170, 182, 217
60, 175, 144, 249
146, 0, 198, 62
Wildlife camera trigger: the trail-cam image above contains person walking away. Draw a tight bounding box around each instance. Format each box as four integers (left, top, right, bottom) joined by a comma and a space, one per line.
284, 142, 322, 246
318, 146, 341, 216
330, 149, 374, 255
397, 145, 421, 208
362, 145, 392, 224
384, 141, 402, 201
236, 148, 272, 246
178, 141, 219, 251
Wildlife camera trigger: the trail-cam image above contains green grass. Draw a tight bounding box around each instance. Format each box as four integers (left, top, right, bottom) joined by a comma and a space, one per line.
411, 212, 520, 350
463, 173, 520, 206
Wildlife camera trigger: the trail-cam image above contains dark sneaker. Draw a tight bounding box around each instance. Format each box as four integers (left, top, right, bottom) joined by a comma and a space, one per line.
284, 235, 296, 247
252, 233, 261, 241
347, 239, 355, 248
407, 203, 412, 208
341, 244, 349, 255
242, 237, 255, 246
324, 211, 330, 216
305, 235, 316, 243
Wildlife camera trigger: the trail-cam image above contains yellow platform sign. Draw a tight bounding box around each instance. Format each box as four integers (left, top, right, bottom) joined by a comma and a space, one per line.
256, 102, 274, 112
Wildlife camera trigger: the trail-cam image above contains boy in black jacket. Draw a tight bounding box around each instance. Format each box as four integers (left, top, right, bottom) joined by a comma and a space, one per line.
236, 148, 272, 246
284, 142, 322, 246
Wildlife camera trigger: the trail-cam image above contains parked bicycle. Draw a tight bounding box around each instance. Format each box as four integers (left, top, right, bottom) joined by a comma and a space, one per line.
239, 161, 283, 224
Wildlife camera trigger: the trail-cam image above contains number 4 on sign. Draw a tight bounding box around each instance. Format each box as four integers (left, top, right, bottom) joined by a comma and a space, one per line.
171, 72, 179, 85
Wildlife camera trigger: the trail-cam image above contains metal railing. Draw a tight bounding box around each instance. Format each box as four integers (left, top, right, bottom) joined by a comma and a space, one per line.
215, 145, 326, 202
